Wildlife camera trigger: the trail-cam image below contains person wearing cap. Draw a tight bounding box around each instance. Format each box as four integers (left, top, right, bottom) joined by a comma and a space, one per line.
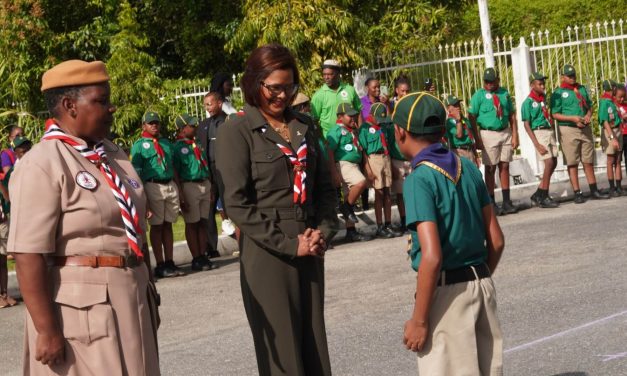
360, 77, 391, 122
131, 111, 183, 278
9, 60, 160, 374
360, 103, 403, 238
522, 72, 560, 208
599, 79, 623, 196
311, 59, 363, 137
468, 67, 519, 215
444, 95, 479, 165
327, 102, 372, 242
393, 92, 504, 375
551, 64, 609, 203
173, 114, 216, 271
423, 78, 436, 94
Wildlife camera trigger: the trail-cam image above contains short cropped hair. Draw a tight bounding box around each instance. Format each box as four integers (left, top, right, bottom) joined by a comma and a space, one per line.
43, 85, 85, 118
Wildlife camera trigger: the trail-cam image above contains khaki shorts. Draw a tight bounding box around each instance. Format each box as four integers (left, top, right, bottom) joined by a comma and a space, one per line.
145, 181, 180, 225
480, 128, 513, 166
181, 180, 211, 223
417, 275, 503, 375
533, 129, 559, 160
0, 220, 8, 255
452, 147, 476, 163
601, 127, 624, 155
391, 159, 411, 194
559, 125, 594, 165
367, 154, 392, 189
337, 161, 366, 188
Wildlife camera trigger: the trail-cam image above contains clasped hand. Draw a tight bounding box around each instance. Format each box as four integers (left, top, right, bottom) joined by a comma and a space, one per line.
297, 228, 327, 257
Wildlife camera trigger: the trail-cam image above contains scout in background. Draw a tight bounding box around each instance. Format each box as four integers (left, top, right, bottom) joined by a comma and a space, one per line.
360, 103, 403, 239
551, 64, 609, 203
468, 67, 519, 216
390, 75, 410, 112
522, 72, 560, 208
423, 78, 436, 94
0, 135, 30, 308
0, 126, 23, 179
360, 77, 391, 121
615, 84, 627, 178
327, 102, 372, 242
393, 92, 504, 375
173, 114, 216, 271
389, 78, 412, 233
599, 79, 623, 196
445, 95, 479, 165
131, 111, 183, 278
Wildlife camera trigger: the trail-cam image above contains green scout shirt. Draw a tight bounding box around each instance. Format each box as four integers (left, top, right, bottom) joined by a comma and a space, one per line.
130, 137, 174, 182
598, 98, 621, 128
468, 88, 514, 131
445, 117, 474, 148
404, 157, 491, 271
550, 86, 592, 127
385, 123, 405, 161
326, 124, 362, 164
358, 122, 387, 155
311, 82, 362, 137
521, 97, 552, 130
173, 139, 210, 181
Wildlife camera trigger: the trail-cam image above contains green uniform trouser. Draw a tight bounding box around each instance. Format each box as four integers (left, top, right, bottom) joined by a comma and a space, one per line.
239, 231, 331, 376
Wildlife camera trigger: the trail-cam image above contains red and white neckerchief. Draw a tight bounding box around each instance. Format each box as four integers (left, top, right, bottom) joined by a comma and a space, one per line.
179, 138, 209, 171
365, 115, 389, 155
486, 89, 503, 118
141, 131, 166, 170
275, 136, 307, 204
340, 124, 361, 151
528, 90, 552, 125
560, 82, 588, 111
43, 119, 144, 260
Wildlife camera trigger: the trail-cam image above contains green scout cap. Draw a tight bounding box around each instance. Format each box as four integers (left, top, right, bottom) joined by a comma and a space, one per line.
444, 95, 460, 106
336, 102, 358, 116
529, 71, 547, 83
370, 102, 391, 124
611, 79, 619, 89
142, 111, 160, 124
12, 136, 31, 148
174, 113, 198, 128
602, 79, 613, 91
562, 64, 576, 76
483, 67, 498, 82
392, 92, 446, 135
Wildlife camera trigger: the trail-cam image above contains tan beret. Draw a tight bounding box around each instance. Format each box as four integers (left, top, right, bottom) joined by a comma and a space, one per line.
292, 93, 310, 107
41, 60, 110, 91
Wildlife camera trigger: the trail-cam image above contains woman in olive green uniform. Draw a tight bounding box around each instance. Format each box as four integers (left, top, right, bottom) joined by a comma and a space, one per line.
216, 44, 338, 376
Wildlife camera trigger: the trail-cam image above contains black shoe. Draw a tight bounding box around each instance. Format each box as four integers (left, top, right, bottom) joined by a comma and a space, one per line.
530, 192, 541, 206
501, 200, 518, 215
375, 225, 395, 239
574, 191, 586, 204
590, 190, 610, 200
616, 187, 624, 196
610, 189, 620, 198
339, 203, 359, 223
539, 196, 560, 208
165, 260, 186, 276
390, 223, 407, 234
385, 224, 404, 237
191, 257, 212, 271
344, 230, 372, 242
206, 250, 221, 259
154, 264, 177, 279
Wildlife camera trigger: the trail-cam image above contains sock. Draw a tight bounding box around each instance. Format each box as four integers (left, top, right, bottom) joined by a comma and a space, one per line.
609, 180, 615, 189
156, 262, 165, 267
347, 226, 356, 233
384, 221, 391, 227
538, 188, 547, 199
617, 180, 622, 189
589, 183, 598, 192
575, 189, 582, 195
502, 189, 510, 202
401, 216, 406, 227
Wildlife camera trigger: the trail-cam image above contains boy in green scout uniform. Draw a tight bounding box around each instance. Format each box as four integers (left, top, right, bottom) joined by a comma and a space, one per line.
599, 79, 623, 196
360, 103, 403, 238
131, 111, 183, 278
551, 64, 610, 203
468, 67, 519, 216
173, 113, 216, 271
522, 72, 560, 208
445, 95, 479, 165
326, 103, 372, 242
388, 116, 411, 233
393, 92, 505, 375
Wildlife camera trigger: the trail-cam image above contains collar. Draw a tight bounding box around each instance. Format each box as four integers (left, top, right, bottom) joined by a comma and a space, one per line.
411, 143, 461, 184
322, 81, 344, 92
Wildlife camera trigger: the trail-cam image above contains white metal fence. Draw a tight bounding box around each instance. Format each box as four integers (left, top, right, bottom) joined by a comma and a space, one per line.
173, 75, 243, 120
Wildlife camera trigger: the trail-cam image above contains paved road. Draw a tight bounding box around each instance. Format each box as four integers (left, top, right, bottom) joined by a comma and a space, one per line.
2, 197, 627, 375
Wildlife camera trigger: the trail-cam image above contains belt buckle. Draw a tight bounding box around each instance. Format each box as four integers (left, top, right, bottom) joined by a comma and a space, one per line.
294, 206, 305, 221
125, 254, 140, 268
88, 256, 98, 268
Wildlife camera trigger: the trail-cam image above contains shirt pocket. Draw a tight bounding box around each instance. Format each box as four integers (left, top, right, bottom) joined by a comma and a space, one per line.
251, 149, 291, 191
54, 283, 112, 345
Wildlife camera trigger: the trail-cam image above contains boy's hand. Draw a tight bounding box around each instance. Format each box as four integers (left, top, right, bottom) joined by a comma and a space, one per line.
612, 139, 619, 151
535, 143, 548, 155
403, 318, 429, 352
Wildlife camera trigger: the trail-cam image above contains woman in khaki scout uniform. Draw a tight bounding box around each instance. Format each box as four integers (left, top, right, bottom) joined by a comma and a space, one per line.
216, 44, 339, 376
9, 60, 160, 375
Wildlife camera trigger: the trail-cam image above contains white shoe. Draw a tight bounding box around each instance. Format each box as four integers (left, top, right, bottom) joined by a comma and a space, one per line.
221, 219, 236, 236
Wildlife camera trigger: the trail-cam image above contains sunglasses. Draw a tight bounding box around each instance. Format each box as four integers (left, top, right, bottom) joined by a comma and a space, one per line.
261, 81, 299, 97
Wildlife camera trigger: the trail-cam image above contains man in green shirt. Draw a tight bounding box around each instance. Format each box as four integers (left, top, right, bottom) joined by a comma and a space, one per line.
326, 103, 371, 242
468, 67, 519, 215
173, 113, 215, 271
130, 111, 182, 278
311, 59, 363, 137
599, 79, 623, 196
522, 72, 559, 208
551, 64, 609, 203
392, 92, 504, 374
445, 95, 478, 164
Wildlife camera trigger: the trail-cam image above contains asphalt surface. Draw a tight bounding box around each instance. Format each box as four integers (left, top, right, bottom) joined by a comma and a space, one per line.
2, 196, 627, 375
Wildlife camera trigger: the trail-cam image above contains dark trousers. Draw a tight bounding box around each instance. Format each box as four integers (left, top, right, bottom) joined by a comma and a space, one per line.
206, 163, 220, 252
623, 135, 627, 179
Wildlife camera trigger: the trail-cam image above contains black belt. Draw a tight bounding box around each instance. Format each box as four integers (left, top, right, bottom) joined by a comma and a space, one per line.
146, 179, 171, 184
259, 206, 313, 221
454, 145, 473, 150
183, 179, 208, 183
534, 127, 551, 130
438, 263, 490, 286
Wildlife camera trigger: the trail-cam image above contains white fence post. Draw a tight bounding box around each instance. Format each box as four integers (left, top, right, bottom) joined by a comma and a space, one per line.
511, 37, 539, 180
